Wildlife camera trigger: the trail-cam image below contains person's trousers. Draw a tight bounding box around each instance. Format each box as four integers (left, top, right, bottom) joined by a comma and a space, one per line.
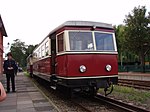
6, 73, 15, 91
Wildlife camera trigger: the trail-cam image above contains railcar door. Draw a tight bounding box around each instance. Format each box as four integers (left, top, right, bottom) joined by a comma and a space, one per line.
50, 34, 56, 75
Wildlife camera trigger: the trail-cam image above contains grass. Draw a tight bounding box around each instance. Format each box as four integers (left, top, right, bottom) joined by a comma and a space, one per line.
98, 85, 150, 104
113, 85, 150, 103
24, 71, 30, 77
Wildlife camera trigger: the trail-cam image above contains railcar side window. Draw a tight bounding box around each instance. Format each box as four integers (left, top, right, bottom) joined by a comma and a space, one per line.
57, 33, 64, 52
45, 41, 49, 56
38, 48, 41, 58
95, 32, 115, 51
69, 32, 93, 51
41, 45, 45, 57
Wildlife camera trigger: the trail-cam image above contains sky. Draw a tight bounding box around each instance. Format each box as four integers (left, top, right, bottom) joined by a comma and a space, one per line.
0, 0, 150, 49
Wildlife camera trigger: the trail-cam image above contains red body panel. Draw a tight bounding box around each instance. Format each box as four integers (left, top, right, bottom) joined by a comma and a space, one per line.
56, 54, 118, 77
33, 57, 51, 74
30, 65, 33, 73
55, 55, 67, 76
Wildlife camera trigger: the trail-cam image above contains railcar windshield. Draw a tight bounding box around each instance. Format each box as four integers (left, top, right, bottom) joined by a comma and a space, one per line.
95, 32, 115, 51
68, 31, 116, 51
69, 32, 94, 51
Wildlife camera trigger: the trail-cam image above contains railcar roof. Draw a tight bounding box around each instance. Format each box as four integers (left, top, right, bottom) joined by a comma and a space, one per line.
47, 21, 113, 37
33, 21, 114, 53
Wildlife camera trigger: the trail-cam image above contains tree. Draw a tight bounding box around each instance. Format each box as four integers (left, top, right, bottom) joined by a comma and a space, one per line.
25, 44, 38, 58
114, 25, 126, 66
10, 39, 27, 67
124, 6, 150, 72
10, 39, 37, 68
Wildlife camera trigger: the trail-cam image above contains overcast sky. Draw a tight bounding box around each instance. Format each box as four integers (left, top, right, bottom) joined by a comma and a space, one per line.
0, 0, 150, 48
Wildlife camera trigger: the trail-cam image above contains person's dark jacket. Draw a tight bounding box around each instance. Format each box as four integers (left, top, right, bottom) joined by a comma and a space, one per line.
3, 59, 18, 74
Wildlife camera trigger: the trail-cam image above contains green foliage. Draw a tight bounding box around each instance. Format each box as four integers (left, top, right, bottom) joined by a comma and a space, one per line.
114, 25, 128, 63
114, 85, 134, 93
115, 6, 150, 70
124, 6, 150, 62
24, 72, 30, 77
98, 85, 150, 104
10, 39, 37, 67
114, 25, 126, 52
10, 39, 27, 67
113, 85, 150, 103
26, 45, 37, 56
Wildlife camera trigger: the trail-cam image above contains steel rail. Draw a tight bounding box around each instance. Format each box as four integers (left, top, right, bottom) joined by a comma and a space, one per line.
96, 93, 150, 112
118, 79, 150, 90
71, 100, 93, 112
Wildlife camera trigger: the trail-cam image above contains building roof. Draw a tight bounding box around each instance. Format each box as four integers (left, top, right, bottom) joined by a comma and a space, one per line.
0, 15, 7, 37
47, 21, 113, 37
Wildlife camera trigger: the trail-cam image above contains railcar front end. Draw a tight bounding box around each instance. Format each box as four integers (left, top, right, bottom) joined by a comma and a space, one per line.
31, 21, 118, 96
53, 24, 118, 96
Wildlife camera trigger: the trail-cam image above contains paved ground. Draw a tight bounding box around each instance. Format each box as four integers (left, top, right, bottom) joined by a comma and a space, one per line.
0, 73, 58, 112
119, 72, 150, 81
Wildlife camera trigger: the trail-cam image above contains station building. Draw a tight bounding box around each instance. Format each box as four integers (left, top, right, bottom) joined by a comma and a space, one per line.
0, 15, 7, 75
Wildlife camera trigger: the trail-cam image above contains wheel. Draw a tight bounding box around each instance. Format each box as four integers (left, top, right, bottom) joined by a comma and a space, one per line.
56, 84, 73, 98
89, 86, 97, 96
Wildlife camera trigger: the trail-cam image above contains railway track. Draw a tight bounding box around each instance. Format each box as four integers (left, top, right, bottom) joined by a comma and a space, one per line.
71, 94, 119, 112
72, 92, 150, 112
33, 75, 118, 112
71, 100, 93, 112
32, 75, 98, 112
96, 93, 149, 112
32, 75, 150, 112
118, 79, 150, 90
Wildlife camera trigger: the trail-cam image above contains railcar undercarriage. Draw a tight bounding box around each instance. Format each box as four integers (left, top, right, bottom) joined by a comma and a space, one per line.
50, 74, 118, 97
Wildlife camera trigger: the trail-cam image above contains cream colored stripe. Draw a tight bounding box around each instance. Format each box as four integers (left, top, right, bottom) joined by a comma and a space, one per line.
57, 75, 118, 79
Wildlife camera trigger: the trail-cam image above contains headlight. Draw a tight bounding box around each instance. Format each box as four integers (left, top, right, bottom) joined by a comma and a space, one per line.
106, 65, 112, 72
79, 65, 86, 73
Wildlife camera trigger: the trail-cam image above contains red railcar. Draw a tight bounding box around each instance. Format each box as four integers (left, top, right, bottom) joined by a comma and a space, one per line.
28, 21, 118, 96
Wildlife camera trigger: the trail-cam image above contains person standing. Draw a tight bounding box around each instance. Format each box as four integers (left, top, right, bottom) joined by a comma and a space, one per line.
3, 52, 18, 93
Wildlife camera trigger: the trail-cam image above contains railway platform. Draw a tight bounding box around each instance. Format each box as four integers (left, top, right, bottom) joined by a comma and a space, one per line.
0, 72, 58, 112
119, 72, 150, 81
